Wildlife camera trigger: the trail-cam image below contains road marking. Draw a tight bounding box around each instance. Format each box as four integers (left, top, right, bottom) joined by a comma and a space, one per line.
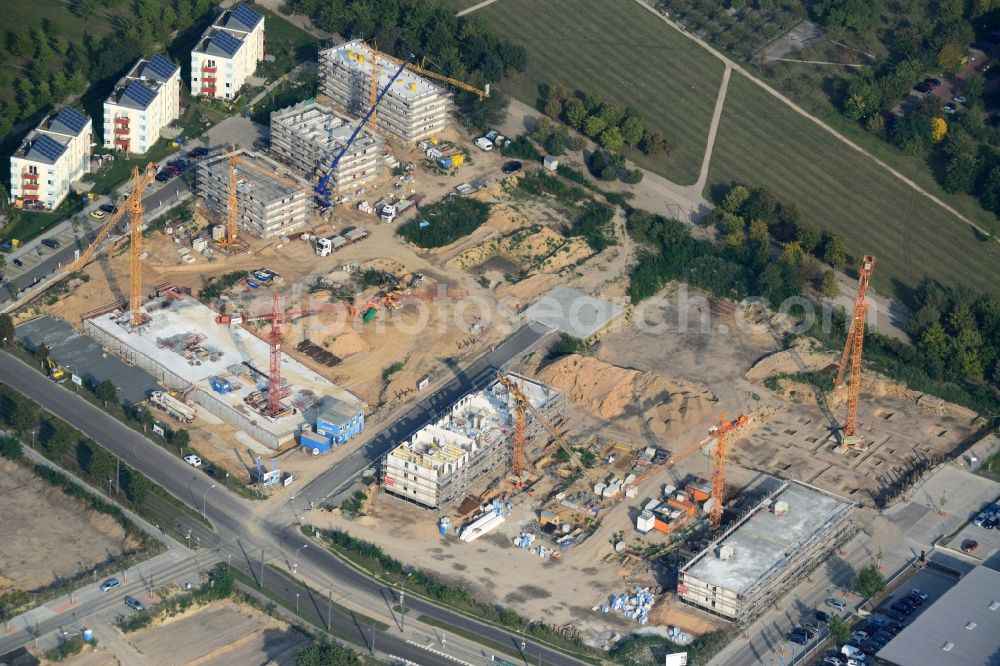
406, 640, 474, 665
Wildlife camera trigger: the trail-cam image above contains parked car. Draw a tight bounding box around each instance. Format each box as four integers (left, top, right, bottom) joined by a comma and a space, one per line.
155, 170, 173, 182
99, 577, 120, 592
907, 592, 925, 606
99, 203, 118, 214
801, 621, 818, 634
89, 209, 107, 220
821, 657, 844, 666
851, 631, 869, 643
943, 103, 957, 114
187, 146, 209, 158
12, 258, 22, 267
124, 595, 145, 611
815, 610, 831, 623
474, 137, 494, 151
826, 598, 847, 610
183, 454, 202, 467
914, 82, 932, 93
962, 539, 979, 553
911, 588, 929, 601
887, 622, 904, 634
952, 95, 968, 104
501, 160, 522, 174
886, 609, 907, 622
40, 238, 60, 249
788, 631, 808, 646
927, 78, 943, 88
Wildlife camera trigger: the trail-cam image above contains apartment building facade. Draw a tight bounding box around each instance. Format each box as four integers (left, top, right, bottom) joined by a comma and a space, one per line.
196, 149, 310, 240
270, 99, 384, 195
9, 107, 92, 211
191, 4, 265, 100
103, 54, 181, 154
319, 41, 451, 142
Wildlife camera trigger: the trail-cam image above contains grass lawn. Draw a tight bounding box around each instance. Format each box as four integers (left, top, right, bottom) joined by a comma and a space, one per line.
706, 72, 1000, 298
2, 198, 85, 244
478, 0, 724, 185
251, 3, 319, 79
85, 140, 182, 196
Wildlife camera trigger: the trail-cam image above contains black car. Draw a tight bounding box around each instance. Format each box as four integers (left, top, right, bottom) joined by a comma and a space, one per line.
12, 258, 23, 267
99, 203, 119, 214
187, 147, 209, 158
915, 82, 932, 93
155, 171, 173, 182
886, 609, 907, 622
787, 631, 808, 646
167, 158, 191, 171
887, 622, 904, 634
815, 609, 831, 623
927, 78, 943, 87
891, 600, 913, 615
501, 160, 522, 174
40, 238, 60, 249
907, 592, 925, 606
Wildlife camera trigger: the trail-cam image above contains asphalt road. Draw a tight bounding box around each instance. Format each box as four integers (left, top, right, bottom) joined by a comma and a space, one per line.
301, 321, 555, 502
0, 328, 585, 666
9, 177, 190, 292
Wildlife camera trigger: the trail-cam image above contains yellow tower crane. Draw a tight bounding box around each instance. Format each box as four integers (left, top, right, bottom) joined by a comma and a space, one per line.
65, 163, 158, 327
367, 45, 490, 101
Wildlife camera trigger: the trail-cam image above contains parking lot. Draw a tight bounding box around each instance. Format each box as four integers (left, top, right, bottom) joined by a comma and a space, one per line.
944, 503, 1000, 564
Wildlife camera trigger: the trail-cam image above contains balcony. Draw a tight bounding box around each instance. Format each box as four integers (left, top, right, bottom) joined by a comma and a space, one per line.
115, 117, 129, 125
21, 172, 38, 182
115, 138, 130, 150
201, 86, 217, 95
114, 127, 130, 136
202, 65, 217, 73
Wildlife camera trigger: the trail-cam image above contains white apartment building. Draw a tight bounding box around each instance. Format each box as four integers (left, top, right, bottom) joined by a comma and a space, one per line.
103, 54, 181, 154
9, 107, 92, 211
191, 4, 265, 100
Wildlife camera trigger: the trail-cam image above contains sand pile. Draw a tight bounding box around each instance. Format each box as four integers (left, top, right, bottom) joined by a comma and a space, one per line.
537, 355, 717, 438
744, 338, 838, 381
325, 331, 371, 357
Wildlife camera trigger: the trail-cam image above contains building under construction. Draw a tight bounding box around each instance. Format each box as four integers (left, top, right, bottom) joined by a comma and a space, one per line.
196, 149, 311, 240
319, 40, 451, 142
270, 99, 385, 196
382, 374, 563, 510
83, 290, 364, 448
678, 481, 855, 623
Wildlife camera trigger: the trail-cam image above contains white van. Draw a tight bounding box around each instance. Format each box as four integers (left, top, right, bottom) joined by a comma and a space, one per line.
841, 645, 864, 661
475, 137, 493, 151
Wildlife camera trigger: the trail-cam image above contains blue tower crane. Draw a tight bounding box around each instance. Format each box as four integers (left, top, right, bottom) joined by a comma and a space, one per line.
315, 52, 416, 204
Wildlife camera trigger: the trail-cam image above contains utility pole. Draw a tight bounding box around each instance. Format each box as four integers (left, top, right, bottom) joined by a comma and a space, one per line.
260, 547, 265, 589
327, 589, 333, 630
116, 456, 120, 494
370, 619, 375, 655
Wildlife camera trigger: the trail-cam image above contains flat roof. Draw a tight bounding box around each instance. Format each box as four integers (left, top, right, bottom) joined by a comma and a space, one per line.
200, 150, 310, 205
86, 294, 364, 439
322, 41, 447, 102
681, 482, 853, 595
272, 100, 382, 156
520, 285, 624, 339
876, 566, 1000, 666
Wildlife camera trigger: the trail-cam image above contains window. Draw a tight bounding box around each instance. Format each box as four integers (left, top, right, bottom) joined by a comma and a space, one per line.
225, 83, 231, 88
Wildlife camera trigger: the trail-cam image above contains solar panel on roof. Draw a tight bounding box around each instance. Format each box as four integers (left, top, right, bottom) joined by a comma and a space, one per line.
146, 54, 178, 80
210, 30, 242, 56
32, 134, 67, 162
231, 4, 262, 28
123, 80, 157, 108
55, 107, 88, 134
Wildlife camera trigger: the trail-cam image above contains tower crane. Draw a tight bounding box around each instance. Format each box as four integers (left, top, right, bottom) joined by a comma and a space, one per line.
496, 371, 599, 485
65, 163, 158, 327
315, 53, 415, 202
369, 46, 491, 99
709, 415, 740, 532
833, 255, 876, 450
219, 151, 311, 247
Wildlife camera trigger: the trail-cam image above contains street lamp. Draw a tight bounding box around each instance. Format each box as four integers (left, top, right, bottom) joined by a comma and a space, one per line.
202, 484, 215, 520
400, 571, 413, 632
293, 544, 308, 571
295, 592, 300, 613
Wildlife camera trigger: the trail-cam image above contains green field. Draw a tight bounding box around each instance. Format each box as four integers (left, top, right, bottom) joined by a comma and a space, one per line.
479, 0, 724, 185
707, 72, 1000, 297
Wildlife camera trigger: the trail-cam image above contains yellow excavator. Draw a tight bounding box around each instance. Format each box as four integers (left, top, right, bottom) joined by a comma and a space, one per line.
46, 357, 65, 381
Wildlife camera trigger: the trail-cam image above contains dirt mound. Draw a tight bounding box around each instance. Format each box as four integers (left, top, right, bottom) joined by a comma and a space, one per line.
537, 355, 717, 438
448, 224, 592, 274
325, 331, 371, 357
744, 338, 838, 381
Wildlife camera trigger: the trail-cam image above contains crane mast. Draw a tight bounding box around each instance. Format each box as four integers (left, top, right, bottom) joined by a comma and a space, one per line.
834, 255, 876, 450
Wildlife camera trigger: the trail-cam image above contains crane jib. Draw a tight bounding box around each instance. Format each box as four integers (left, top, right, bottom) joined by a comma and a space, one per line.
315, 52, 416, 196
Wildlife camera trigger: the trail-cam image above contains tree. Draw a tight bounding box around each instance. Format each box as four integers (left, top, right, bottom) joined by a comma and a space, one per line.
9, 397, 37, 434
95, 380, 118, 407
0, 314, 14, 346
779, 241, 805, 266
721, 213, 746, 248
942, 154, 980, 194
621, 116, 644, 147
820, 270, 840, 297
843, 76, 877, 120
544, 126, 568, 156
124, 468, 152, 505
829, 615, 851, 643
598, 126, 624, 151
639, 129, 663, 156
40, 418, 75, 458
34, 343, 51, 368
821, 232, 847, 268
543, 96, 562, 120
964, 72, 986, 102
812, 0, 881, 31
865, 112, 885, 136
930, 117, 948, 143
563, 98, 587, 129
170, 429, 191, 449
979, 166, 1000, 216
937, 44, 965, 72
851, 563, 886, 597
582, 115, 606, 139
918, 322, 951, 364
748, 218, 769, 244
295, 640, 361, 665
722, 185, 751, 213
796, 222, 822, 253
457, 91, 509, 132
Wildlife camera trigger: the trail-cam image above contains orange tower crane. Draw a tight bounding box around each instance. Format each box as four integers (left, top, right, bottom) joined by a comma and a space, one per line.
709, 415, 740, 532
367, 45, 490, 100
368, 56, 381, 131
833, 255, 876, 449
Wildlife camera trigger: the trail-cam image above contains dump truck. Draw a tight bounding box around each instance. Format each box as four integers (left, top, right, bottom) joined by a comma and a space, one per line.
149, 390, 196, 423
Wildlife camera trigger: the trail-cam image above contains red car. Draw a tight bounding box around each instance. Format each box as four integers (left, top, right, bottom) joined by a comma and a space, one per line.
961, 539, 979, 553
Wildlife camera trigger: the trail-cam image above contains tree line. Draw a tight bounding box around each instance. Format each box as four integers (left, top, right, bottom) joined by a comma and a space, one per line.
822, 0, 1000, 219
0, 0, 220, 143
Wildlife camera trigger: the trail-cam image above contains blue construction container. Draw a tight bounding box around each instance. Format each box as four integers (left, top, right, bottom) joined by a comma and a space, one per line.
315, 398, 365, 445
209, 376, 232, 393
300, 429, 332, 453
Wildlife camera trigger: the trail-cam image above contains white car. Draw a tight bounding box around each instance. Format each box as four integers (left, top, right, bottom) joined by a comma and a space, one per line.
474, 137, 494, 151
183, 454, 202, 467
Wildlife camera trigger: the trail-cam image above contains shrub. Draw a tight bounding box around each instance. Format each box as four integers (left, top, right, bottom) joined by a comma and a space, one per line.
501, 137, 542, 162
621, 169, 644, 184
397, 198, 491, 248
